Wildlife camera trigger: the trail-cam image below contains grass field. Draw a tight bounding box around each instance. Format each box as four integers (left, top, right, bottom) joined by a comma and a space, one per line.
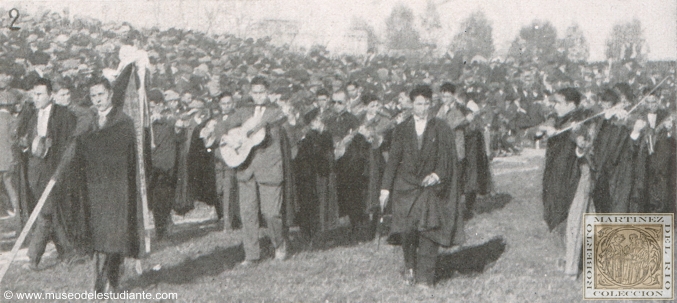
1, 149, 673, 302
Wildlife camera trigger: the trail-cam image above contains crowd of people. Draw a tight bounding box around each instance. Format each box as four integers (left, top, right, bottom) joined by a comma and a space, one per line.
0, 9, 675, 291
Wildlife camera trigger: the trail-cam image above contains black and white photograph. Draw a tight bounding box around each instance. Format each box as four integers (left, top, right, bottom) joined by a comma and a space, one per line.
0, 0, 674, 301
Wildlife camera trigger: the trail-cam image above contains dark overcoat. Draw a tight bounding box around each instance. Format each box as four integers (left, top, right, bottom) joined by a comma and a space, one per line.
187, 120, 218, 209
591, 119, 635, 213
542, 109, 591, 230
381, 116, 462, 247
76, 107, 142, 257
294, 129, 338, 232
463, 127, 490, 195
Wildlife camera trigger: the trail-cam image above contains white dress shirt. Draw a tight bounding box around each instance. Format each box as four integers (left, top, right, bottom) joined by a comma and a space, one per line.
254, 105, 265, 120
37, 103, 53, 137
414, 115, 427, 137
648, 113, 657, 129
97, 106, 113, 128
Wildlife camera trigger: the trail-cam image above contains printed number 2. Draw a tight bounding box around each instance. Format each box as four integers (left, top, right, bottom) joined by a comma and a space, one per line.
9, 8, 20, 31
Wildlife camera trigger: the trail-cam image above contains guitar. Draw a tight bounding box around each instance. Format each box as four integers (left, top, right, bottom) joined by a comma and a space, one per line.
219, 110, 286, 168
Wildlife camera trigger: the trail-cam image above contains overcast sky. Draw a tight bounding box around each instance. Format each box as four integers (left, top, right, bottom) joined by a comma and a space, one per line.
6, 0, 676, 61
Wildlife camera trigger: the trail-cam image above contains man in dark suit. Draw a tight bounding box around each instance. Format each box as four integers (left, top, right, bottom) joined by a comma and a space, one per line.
380, 85, 460, 289
225, 76, 295, 265
213, 91, 240, 230
18, 78, 77, 270
148, 90, 177, 240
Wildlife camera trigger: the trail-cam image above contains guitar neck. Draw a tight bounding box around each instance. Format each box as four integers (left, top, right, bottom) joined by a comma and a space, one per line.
245, 112, 286, 136
247, 122, 266, 136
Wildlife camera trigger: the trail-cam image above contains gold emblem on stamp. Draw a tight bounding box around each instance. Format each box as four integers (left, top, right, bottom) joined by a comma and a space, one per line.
584, 214, 673, 300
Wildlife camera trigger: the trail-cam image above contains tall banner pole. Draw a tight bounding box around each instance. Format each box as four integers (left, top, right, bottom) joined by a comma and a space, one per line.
136, 63, 152, 254
119, 44, 152, 256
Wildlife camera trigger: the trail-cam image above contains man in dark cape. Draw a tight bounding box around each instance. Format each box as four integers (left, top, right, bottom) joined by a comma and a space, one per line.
187, 117, 220, 217
294, 108, 337, 241
173, 102, 209, 215
74, 76, 145, 291
461, 98, 491, 214
541, 89, 593, 231
326, 90, 368, 239
380, 85, 460, 288
629, 94, 673, 213
644, 118, 676, 214
591, 86, 637, 213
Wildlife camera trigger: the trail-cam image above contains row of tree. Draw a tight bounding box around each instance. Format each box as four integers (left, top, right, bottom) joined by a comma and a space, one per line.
382, 1, 648, 64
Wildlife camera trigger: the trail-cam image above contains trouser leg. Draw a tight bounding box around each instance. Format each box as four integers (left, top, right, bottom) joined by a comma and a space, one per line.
94, 252, 107, 292
259, 183, 285, 249
94, 252, 123, 291
151, 181, 173, 238
3, 172, 18, 212
151, 171, 175, 238
238, 179, 260, 261
401, 229, 418, 271
465, 192, 477, 212
216, 165, 237, 229
229, 175, 241, 229
51, 210, 74, 258
316, 177, 326, 232
416, 235, 439, 285
105, 253, 124, 289
28, 213, 52, 265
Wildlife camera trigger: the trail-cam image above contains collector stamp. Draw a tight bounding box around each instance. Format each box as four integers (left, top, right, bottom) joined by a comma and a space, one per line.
584, 214, 674, 300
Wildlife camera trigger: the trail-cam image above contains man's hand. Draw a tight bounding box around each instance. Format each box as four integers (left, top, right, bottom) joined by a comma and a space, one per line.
379, 190, 390, 212
421, 173, 440, 187
357, 125, 371, 138
633, 119, 647, 132
334, 145, 346, 160
613, 108, 629, 120
539, 125, 557, 137
630, 119, 647, 140
575, 135, 591, 150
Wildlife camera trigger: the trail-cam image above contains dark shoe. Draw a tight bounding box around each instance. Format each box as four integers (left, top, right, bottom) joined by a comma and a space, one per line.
94, 275, 108, 293
403, 268, 415, 286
